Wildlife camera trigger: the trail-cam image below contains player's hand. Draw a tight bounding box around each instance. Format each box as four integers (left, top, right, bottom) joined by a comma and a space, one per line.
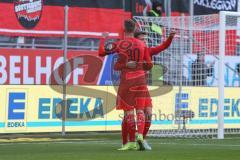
143, 62, 153, 70
102, 32, 109, 38
126, 61, 137, 69
169, 29, 176, 37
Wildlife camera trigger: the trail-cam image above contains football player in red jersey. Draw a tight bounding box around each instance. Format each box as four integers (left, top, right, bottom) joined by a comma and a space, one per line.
133, 30, 176, 150
99, 19, 153, 150
134, 30, 176, 57
99, 21, 175, 150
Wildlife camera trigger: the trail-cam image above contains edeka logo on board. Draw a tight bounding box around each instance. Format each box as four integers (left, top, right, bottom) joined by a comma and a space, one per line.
14, 0, 43, 29
6, 91, 27, 130
38, 97, 104, 121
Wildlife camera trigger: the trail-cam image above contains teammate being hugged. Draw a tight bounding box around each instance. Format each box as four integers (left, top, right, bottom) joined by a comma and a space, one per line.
133, 29, 176, 150
134, 29, 176, 57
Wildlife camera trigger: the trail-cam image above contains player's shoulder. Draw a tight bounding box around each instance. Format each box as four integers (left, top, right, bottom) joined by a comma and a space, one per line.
132, 37, 141, 42
117, 37, 146, 47
117, 38, 131, 44
133, 38, 146, 46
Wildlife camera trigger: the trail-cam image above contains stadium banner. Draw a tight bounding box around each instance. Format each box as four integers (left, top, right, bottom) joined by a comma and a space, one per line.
194, 0, 239, 15
0, 0, 130, 37
183, 55, 240, 87
131, 0, 189, 16
0, 85, 240, 133
131, 0, 239, 16
98, 54, 120, 85
1, 48, 239, 87
0, 48, 104, 85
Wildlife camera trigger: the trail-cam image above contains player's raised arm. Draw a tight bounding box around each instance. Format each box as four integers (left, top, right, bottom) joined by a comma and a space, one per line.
98, 32, 108, 57
143, 47, 153, 71
98, 32, 118, 57
149, 29, 176, 56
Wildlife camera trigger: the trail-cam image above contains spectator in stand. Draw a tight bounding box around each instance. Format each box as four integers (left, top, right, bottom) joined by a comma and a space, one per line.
191, 53, 215, 86
237, 63, 240, 75
146, 0, 163, 45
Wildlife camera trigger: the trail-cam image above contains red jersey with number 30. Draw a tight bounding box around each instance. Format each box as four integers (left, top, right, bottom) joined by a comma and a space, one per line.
114, 37, 152, 110
114, 37, 153, 71
99, 37, 153, 110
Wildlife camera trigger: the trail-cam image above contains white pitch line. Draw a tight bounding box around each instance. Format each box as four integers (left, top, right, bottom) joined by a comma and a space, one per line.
156, 142, 240, 147
1, 140, 240, 148
0, 140, 106, 146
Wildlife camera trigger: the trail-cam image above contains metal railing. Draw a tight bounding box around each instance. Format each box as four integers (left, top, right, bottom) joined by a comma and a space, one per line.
0, 36, 99, 50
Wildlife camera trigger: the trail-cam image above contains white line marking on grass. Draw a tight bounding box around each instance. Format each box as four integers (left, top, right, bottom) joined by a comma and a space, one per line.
0, 140, 107, 146
156, 142, 240, 147
1, 140, 240, 148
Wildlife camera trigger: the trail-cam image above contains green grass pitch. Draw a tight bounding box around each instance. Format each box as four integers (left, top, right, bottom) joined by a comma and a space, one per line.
0, 133, 240, 160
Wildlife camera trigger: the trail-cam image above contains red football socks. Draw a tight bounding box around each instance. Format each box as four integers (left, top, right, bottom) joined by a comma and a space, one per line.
137, 111, 145, 135
121, 115, 128, 145
143, 119, 151, 138
126, 114, 136, 142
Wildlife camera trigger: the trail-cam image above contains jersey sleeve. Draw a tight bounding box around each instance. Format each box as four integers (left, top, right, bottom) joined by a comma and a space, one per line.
98, 38, 107, 57
98, 38, 118, 57
149, 35, 174, 56
143, 47, 153, 70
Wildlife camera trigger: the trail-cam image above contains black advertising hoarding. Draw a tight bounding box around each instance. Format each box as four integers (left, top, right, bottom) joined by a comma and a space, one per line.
171, 0, 189, 13
131, 0, 189, 16
194, 0, 238, 15
131, 0, 238, 16
0, 0, 124, 8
